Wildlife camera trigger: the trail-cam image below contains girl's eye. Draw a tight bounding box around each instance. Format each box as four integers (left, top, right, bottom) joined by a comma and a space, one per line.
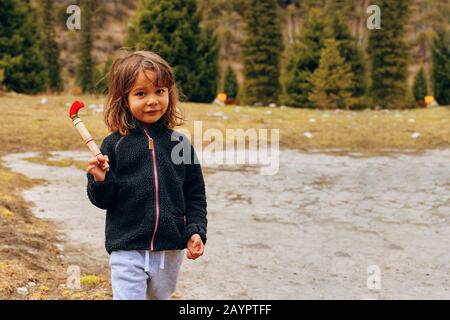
136, 92, 145, 97
156, 89, 166, 95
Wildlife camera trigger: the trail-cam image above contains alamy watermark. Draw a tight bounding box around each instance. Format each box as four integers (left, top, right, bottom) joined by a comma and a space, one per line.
66, 4, 381, 31
367, 5, 381, 30
66, 5, 81, 30
171, 121, 280, 175
367, 265, 381, 290
67, 265, 81, 290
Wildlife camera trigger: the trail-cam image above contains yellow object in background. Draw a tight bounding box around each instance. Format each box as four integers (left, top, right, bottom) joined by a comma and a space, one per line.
424, 96, 435, 105
217, 92, 227, 102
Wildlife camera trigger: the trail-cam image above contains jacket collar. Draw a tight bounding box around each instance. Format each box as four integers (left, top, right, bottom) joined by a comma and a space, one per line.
130, 116, 168, 135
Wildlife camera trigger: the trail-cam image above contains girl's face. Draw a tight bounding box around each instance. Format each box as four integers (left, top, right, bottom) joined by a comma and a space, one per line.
127, 70, 169, 128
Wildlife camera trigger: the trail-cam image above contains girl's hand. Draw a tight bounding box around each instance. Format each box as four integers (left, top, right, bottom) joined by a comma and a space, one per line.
187, 234, 204, 260
86, 154, 109, 182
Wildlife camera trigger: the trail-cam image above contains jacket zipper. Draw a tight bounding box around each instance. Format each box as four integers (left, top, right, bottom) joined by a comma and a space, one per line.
143, 129, 159, 251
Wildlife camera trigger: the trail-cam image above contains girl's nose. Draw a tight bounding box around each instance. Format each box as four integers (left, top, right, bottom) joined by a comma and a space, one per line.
146, 97, 157, 106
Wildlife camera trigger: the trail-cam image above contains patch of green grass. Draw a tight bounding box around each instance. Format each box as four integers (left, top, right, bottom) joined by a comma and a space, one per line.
80, 275, 101, 287
0, 206, 14, 218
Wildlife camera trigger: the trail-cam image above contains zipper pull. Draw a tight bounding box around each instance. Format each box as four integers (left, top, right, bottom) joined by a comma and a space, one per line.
148, 138, 154, 150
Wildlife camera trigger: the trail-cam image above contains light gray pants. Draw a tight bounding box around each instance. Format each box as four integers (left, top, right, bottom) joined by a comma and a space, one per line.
109, 249, 184, 300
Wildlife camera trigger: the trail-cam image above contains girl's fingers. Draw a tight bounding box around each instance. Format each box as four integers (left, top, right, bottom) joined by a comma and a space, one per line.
88, 158, 99, 165
187, 247, 201, 260
96, 154, 108, 163
188, 246, 203, 259
194, 241, 203, 252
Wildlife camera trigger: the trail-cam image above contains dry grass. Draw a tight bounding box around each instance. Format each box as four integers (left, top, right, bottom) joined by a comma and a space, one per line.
0, 162, 111, 299
0, 94, 448, 299
181, 103, 450, 153
0, 94, 447, 155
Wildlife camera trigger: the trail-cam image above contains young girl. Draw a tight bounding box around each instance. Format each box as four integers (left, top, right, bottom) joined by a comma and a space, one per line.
86, 51, 207, 300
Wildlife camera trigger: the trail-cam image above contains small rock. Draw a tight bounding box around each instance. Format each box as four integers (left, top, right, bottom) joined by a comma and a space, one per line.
411, 132, 421, 139
213, 99, 225, 106
265, 110, 272, 115
40, 98, 48, 105
334, 251, 352, 258
408, 118, 415, 123
387, 243, 404, 250
308, 118, 316, 123
222, 116, 229, 121
27, 282, 36, 288
234, 107, 240, 113
269, 103, 277, 108
17, 287, 28, 295
304, 131, 313, 139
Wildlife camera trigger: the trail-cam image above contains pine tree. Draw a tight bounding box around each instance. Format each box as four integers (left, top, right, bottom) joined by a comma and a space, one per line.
76, 0, 95, 94
368, 0, 411, 109
128, 0, 218, 102
281, 8, 331, 107
309, 39, 355, 110
432, 30, 450, 105
326, 0, 354, 13
0, 0, 48, 93
41, 0, 63, 92
326, 4, 367, 107
223, 64, 238, 100
95, 57, 113, 94
241, 0, 283, 106
190, 27, 219, 102
413, 66, 428, 103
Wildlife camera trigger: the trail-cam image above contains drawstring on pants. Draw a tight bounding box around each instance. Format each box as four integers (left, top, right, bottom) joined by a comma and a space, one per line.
159, 251, 165, 270
144, 250, 150, 272
144, 250, 165, 272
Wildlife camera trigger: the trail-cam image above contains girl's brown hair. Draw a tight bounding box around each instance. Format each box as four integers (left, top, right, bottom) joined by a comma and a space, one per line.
104, 50, 185, 135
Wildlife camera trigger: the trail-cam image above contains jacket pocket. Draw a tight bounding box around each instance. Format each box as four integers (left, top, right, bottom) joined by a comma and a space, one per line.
172, 214, 186, 235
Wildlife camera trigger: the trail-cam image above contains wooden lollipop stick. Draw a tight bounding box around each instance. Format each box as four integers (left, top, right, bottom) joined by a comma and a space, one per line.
69, 100, 109, 171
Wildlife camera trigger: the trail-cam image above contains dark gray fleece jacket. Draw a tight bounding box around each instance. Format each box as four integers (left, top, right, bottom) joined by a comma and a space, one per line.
86, 117, 207, 254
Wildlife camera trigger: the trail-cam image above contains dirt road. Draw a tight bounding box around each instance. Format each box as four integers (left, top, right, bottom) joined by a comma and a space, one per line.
2, 149, 449, 299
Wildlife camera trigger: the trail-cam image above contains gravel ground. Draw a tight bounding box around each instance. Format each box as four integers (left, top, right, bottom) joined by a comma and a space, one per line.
2, 148, 449, 299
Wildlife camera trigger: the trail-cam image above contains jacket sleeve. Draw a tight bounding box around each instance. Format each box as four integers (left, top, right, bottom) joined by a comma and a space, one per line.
182, 143, 208, 245
86, 135, 118, 210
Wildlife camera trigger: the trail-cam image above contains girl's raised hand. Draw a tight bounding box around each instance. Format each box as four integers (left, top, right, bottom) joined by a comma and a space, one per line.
86, 154, 109, 182
186, 234, 204, 260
